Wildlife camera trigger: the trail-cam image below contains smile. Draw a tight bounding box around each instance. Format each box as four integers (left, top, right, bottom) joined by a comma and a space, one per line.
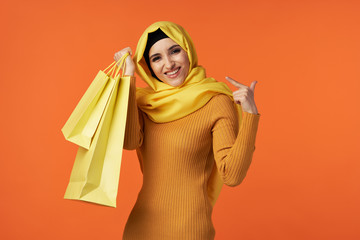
165, 67, 181, 78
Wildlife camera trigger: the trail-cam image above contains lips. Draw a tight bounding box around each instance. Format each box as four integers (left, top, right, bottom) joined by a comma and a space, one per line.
164, 67, 181, 78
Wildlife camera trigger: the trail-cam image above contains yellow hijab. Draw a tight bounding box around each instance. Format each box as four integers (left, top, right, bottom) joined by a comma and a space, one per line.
133, 21, 243, 207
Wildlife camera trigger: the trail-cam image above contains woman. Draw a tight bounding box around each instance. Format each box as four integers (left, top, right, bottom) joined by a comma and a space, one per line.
114, 21, 260, 240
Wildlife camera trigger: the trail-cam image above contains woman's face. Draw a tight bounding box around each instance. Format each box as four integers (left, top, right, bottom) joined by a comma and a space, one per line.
149, 38, 190, 87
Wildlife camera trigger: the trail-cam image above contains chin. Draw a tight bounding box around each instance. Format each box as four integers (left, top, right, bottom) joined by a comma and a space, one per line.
167, 78, 185, 87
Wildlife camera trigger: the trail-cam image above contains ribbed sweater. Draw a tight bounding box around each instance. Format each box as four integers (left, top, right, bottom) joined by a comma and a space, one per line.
122, 77, 260, 240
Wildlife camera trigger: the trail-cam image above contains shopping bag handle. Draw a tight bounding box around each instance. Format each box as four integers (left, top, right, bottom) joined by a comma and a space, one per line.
114, 52, 129, 78
103, 54, 126, 73
102, 53, 130, 78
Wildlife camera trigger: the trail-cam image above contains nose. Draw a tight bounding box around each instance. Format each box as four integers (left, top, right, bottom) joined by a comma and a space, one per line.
164, 55, 175, 70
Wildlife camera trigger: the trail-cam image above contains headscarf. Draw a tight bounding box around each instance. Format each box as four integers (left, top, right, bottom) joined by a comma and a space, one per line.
133, 21, 243, 207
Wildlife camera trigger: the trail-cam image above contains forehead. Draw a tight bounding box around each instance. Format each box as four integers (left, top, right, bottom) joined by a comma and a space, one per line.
149, 38, 179, 54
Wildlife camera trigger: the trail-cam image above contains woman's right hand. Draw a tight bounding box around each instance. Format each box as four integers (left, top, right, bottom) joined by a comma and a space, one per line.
114, 47, 135, 76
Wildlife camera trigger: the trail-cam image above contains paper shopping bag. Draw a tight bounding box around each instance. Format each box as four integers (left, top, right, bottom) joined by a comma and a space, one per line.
61, 57, 126, 150
63, 54, 130, 207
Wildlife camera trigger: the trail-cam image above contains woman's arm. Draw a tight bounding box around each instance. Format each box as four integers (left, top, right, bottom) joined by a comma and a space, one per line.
211, 94, 260, 187
114, 47, 143, 150
123, 76, 143, 150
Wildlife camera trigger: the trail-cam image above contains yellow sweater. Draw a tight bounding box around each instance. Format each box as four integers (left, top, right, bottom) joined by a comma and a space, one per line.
122, 77, 260, 240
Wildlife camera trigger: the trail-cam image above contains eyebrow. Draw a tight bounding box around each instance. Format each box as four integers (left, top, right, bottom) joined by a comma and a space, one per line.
149, 44, 180, 60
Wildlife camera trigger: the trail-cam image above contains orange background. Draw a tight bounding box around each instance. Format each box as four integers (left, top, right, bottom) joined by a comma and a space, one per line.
1, 0, 359, 239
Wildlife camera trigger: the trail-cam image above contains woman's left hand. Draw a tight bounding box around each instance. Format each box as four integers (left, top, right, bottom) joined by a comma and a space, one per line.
225, 76, 259, 115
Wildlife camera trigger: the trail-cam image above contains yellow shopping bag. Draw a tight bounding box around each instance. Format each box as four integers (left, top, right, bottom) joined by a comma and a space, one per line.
61, 55, 127, 149
63, 53, 130, 207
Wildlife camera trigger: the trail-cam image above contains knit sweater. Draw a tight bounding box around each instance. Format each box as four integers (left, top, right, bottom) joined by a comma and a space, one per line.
122, 77, 260, 240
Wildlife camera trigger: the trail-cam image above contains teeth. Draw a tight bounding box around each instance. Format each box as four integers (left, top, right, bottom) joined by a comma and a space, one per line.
166, 68, 179, 75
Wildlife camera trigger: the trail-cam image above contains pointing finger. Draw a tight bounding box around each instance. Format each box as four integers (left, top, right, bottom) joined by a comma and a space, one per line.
225, 76, 247, 88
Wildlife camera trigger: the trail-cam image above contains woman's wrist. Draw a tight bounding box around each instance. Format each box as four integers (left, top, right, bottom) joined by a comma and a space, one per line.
124, 68, 135, 76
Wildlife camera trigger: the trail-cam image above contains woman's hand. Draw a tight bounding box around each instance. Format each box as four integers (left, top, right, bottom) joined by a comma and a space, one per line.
114, 47, 135, 76
225, 76, 259, 115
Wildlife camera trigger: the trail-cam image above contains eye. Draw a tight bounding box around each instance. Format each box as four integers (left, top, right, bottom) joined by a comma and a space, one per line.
171, 48, 181, 54
151, 56, 161, 62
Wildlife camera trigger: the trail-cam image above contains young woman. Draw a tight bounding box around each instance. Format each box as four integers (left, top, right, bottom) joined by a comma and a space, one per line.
114, 21, 260, 240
